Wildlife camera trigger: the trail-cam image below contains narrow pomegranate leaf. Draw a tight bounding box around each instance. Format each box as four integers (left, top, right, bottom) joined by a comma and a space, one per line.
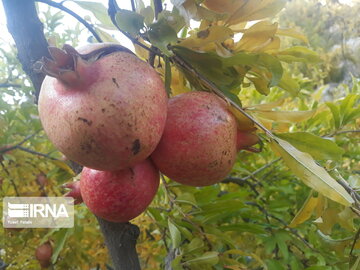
289, 191, 318, 228
253, 109, 315, 123
269, 137, 354, 206
184, 251, 219, 266
168, 219, 182, 248
276, 132, 345, 161
73, 1, 114, 29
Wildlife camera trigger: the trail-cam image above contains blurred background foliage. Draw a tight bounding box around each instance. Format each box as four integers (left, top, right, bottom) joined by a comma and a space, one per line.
0, 0, 359, 269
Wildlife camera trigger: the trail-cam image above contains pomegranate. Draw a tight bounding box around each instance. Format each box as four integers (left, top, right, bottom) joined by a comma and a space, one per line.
35, 241, 52, 268
37, 43, 168, 171
80, 159, 159, 222
151, 91, 238, 186
63, 181, 83, 205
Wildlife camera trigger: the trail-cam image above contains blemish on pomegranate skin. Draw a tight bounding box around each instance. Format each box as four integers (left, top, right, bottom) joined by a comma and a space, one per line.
77, 117, 92, 126
112, 78, 120, 88
131, 139, 141, 155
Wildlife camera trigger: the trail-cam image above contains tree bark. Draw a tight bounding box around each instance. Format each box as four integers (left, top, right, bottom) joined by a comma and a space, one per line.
2, 0, 50, 103
2, 1, 142, 269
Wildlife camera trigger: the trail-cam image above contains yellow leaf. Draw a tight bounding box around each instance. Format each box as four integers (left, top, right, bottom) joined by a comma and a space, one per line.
337, 207, 356, 231
180, 25, 233, 50
253, 109, 316, 123
228, 106, 255, 130
51, 160, 76, 176
276, 28, 308, 43
226, 0, 286, 25
134, 38, 150, 60
247, 99, 285, 110
269, 137, 354, 207
315, 194, 326, 218
235, 21, 278, 52
289, 191, 318, 228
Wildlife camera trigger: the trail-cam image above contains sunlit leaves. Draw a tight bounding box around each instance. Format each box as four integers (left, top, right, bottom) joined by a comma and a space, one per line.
148, 19, 178, 55
276, 132, 345, 161
115, 9, 145, 36
269, 137, 354, 206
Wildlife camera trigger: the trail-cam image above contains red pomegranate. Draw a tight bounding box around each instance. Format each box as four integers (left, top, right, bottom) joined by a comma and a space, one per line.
63, 181, 83, 205
151, 91, 238, 186
37, 43, 168, 171
80, 159, 159, 222
35, 241, 52, 268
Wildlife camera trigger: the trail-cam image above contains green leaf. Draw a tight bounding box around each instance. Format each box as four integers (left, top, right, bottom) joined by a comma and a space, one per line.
326, 102, 341, 129
269, 137, 354, 206
171, 254, 184, 270
168, 219, 182, 248
222, 52, 259, 67
183, 237, 204, 254
51, 228, 73, 264
277, 46, 321, 63
276, 132, 345, 161
172, 46, 241, 92
73, 1, 114, 29
258, 54, 283, 87
266, 259, 286, 270
140, 6, 154, 26
115, 9, 144, 36
148, 20, 178, 55
278, 71, 300, 96
184, 251, 219, 266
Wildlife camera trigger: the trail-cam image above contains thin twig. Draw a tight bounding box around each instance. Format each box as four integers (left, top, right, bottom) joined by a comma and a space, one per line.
333, 130, 360, 135
0, 83, 21, 88
222, 158, 281, 185
153, 0, 163, 19
350, 227, 360, 256
17, 146, 59, 160
0, 132, 40, 154
130, 0, 136, 12
246, 202, 316, 251
35, 0, 103, 42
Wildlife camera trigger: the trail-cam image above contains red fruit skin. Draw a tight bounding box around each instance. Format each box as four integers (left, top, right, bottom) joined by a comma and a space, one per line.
38, 44, 168, 171
151, 91, 238, 187
236, 130, 259, 151
64, 181, 83, 205
80, 159, 159, 222
35, 242, 52, 268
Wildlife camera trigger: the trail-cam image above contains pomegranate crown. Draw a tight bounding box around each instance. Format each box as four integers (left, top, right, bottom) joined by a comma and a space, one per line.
34, 43, 133, 85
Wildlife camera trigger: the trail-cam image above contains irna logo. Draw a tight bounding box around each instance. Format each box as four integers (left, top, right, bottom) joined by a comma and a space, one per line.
3, 197, 74, 228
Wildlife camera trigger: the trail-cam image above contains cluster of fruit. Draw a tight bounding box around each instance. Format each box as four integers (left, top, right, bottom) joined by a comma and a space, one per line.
38, 43, 258, 223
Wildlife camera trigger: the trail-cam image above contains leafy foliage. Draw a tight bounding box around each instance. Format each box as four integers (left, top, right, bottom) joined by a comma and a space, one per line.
1, 0, 359, 269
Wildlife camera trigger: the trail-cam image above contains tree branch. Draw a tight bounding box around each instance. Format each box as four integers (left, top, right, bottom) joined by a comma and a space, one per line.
35, 0, 103, 43
2, 0, 50, 102
96, 218, 141, 270
0, 83, 22, 88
